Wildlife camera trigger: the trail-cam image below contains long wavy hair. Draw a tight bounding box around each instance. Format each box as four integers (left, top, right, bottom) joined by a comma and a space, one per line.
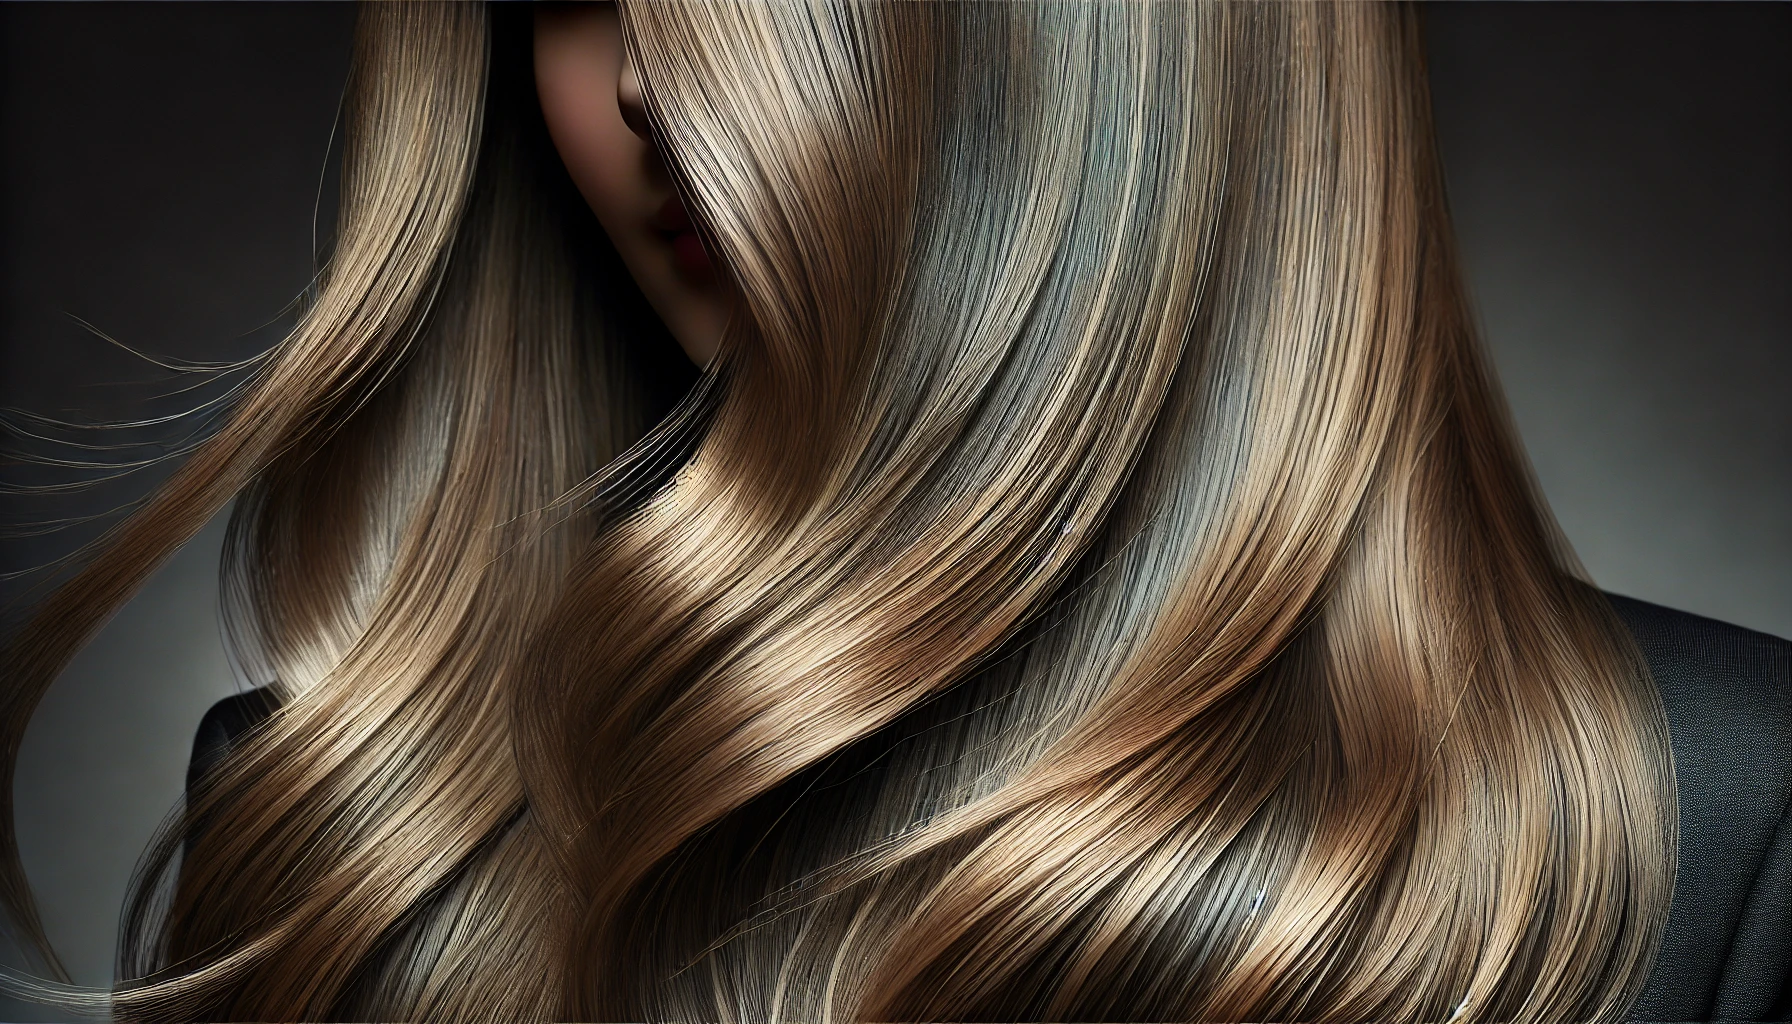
0, 2, 1676, 1021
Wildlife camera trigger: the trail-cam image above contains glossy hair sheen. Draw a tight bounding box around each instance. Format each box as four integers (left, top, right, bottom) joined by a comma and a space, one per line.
0, 3, 1675, 1021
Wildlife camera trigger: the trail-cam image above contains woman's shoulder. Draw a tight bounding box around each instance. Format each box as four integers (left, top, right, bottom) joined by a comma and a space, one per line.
187, 685, 279, 794
1605, 592, 1791, 810
1607, 592, 1792, 735
1606, 593, 1792, 1023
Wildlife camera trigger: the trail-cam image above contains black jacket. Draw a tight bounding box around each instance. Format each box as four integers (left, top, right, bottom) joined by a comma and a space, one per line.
189, 594, 1792, 1021
1615, 595, 1792, 1023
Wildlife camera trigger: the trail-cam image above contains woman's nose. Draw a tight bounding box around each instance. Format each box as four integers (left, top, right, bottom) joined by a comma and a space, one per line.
617, 53, 652, 141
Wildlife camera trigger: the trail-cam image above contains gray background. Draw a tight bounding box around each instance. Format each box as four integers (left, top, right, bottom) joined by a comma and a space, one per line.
0, 1, 1786, 1016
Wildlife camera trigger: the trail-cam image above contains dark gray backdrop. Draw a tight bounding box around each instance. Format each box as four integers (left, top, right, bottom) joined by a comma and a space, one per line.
0, 2, 1786, 1016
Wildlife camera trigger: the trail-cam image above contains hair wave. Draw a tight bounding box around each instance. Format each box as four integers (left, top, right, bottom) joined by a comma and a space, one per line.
1, 3, 1674, 1022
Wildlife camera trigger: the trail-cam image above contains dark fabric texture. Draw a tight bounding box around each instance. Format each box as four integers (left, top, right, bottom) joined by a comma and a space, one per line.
1615, 595, 1792, 1023
187, 594, 1791, 1020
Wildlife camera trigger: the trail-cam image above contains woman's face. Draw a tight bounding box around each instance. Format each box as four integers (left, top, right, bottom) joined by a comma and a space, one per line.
534, 2, 732, 367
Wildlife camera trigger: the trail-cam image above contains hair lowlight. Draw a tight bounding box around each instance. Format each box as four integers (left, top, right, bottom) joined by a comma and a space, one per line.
0, 2, 1675, 1021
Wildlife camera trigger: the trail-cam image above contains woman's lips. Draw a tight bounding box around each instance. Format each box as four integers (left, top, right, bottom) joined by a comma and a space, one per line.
652, 194, 714, 282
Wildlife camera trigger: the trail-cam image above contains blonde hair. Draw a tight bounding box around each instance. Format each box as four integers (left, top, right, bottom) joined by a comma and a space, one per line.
1, 2, 1675, 1021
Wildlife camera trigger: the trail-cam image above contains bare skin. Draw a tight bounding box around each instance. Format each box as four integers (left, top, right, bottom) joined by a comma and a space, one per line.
534, 2, 733, 367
